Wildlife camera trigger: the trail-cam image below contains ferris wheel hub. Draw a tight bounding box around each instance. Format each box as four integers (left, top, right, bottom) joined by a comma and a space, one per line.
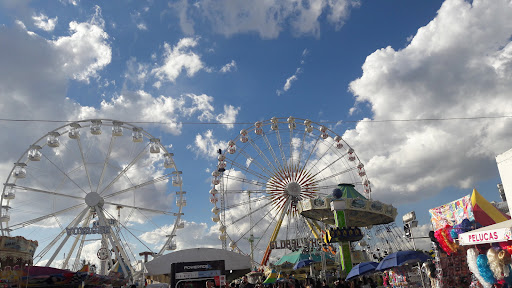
85, 192, 104, 208
285, 182, 301, 197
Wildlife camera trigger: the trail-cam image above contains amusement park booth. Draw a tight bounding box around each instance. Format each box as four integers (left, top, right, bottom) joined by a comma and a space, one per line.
145, 248, 251, 285
428, 188, 510, 288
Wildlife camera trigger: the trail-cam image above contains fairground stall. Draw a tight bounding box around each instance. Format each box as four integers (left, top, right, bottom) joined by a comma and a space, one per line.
428, 189, 510, 288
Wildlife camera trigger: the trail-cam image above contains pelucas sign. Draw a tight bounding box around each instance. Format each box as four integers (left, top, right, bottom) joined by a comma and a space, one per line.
458, 227, 512, 245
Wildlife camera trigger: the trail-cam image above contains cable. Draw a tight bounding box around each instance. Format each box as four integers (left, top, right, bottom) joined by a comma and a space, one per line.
0, 115, 510, 125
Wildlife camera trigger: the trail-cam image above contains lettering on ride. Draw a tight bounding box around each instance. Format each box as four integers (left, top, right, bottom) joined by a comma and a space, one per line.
65, 226, 111, 236
269, 238, 323, 250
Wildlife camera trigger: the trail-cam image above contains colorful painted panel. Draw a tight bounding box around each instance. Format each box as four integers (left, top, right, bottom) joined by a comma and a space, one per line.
429, 195, 474, 231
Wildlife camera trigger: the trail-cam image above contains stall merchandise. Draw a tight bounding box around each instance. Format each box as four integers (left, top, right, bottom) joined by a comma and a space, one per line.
429, 195, 476, 288
385, 265, 425, 288
430, 189, 511, 288
435, 248, 471, 287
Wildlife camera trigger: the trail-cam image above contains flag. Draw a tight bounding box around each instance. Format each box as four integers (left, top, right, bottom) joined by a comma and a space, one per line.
263, 270, 277, 284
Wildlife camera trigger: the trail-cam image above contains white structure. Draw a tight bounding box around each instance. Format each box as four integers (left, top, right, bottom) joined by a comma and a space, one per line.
145, 248, 251, 276
497, 148, 512, 213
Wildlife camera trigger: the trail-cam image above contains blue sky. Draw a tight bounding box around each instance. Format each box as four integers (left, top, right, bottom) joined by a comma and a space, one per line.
1, 0, 512, 266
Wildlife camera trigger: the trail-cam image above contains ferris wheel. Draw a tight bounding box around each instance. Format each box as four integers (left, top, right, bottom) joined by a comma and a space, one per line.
209, 116, 372, 267
0, 119, 185, 277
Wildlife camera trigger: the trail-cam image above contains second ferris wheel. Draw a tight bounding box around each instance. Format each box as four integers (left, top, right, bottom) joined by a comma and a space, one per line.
209, 116, 373, 267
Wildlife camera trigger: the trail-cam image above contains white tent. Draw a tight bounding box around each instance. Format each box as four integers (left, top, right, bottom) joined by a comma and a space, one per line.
145, 248, 252, 276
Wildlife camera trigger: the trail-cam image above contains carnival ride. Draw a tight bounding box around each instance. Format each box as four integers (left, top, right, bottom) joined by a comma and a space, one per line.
0, 119, 185, 279
210, 116, 415, 274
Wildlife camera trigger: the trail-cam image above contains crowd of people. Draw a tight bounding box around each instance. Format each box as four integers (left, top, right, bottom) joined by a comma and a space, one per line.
230, 275, 380, 288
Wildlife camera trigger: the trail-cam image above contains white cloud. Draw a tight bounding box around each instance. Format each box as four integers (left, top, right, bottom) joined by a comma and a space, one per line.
53, 6, 111, 83
220, 60, 237, 73
170, 0, 195, 35
180, 93, 215, 121
326, 0, 355, 30
173, 0, 357, 39
124, 57, 149, 89
191, 130, 228, 159
216, 105, 240, 129
59, 0, 79, 5
79, 90, 184, 135
136, 22, 147, 30
411, 224, 434, 252
140, 221, 220, 251
277, 52, 307, 95
15, 19, 27, 30
152, 37, 204, 83
283, 74, 298, 91
344, 0, 512, 204
0, 2, 242, 266
32, 13, 58, 31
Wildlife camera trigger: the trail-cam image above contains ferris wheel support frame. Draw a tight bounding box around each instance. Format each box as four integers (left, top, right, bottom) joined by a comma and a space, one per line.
45, 207, 89, 267
96, 206, 132, 278
62, 211, 92, 269
260, 199, 290, 266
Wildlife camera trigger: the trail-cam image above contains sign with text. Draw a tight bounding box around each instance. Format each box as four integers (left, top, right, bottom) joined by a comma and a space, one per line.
176, 270, 221, 280
459, 227, 512, 245
174, 260, 225, 274
270, 238, 323, 250
66, 226, 110, 236
171, 260, 226, 288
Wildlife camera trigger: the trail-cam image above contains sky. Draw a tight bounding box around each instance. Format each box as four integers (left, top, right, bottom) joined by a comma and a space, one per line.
1, 0, 512, 268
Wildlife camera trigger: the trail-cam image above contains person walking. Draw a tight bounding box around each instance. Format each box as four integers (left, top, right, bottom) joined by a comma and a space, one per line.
239, 275, 254, 288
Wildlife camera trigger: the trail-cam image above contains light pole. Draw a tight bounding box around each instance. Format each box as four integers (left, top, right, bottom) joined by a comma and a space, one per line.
402, 211, 418, 249
402, 211, 425, 288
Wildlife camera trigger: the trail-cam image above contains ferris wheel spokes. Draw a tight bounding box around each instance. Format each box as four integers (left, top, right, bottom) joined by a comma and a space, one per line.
76, 133, 94, 193
102, 173, 172, 200
95, 135, 116, 194
39, 152, 89, 195
247, 138, 279, 174
8, 203, 86, 231
236, 149, 274, 179
228, 200, 274, 226
13, 184, 85, 201
98, 142, 150, 196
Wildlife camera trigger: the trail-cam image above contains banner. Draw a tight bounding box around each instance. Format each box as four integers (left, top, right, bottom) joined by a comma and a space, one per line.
429, 195, 474, 231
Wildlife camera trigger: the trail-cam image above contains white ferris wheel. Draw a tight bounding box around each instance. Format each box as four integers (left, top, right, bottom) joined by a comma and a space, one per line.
0, 119, 185, 277
209, 116, 372, 267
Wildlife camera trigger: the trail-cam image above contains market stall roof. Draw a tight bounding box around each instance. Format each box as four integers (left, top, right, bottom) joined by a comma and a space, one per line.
458, 219, 512, 245
144, 248, 251, 276
273, 250, 333, 266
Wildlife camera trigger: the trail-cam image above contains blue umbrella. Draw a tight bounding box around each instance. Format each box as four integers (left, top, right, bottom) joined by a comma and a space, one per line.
293, 259, 315, 270
376, 250, 430, 271
346, 262, 379, 280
